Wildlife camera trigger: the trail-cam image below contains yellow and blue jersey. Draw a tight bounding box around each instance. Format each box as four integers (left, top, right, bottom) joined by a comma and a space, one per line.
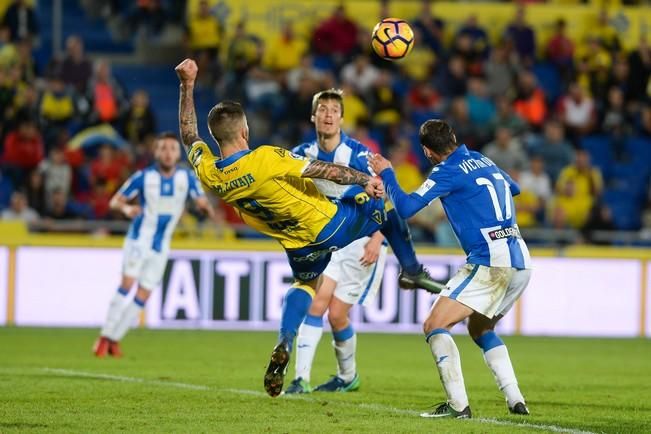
188, 141, 338, 249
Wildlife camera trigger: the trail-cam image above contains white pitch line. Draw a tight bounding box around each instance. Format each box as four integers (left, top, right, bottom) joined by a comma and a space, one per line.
41, 368, 598, 434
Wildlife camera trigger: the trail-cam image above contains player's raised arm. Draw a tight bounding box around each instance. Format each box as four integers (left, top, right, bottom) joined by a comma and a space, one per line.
302, 160, 384, 199
175, 58, 202, 155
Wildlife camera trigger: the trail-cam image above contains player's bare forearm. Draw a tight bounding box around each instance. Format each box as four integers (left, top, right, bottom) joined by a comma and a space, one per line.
302, 160, 370, 187
178, 83, 201, 154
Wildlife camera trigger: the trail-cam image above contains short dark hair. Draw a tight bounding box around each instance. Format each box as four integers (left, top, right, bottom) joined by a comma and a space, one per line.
311, 88, 344, 116
207, 101, 246, 144
157, 131, 178, 141
419, 119, 457, 154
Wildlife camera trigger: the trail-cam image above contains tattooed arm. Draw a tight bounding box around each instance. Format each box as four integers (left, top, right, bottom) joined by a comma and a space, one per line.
302, 160, 385, 198
175, 59, 201, 154
302, 160, 371, 186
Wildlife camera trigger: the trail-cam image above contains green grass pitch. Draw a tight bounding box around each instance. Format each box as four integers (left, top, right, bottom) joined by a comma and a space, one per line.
1, 327, 649, 433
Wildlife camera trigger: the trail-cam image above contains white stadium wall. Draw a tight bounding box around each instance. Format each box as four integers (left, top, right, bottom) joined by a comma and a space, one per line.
0, 247, 8, 325
4, 246, 649, 337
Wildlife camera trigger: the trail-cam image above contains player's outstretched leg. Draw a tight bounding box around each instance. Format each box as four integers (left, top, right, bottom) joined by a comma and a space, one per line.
264, 283, 315, 397
469, 314, 528, 415
95, 285, 131, 357
380, 209, 445, 294
285, 314, 323, 394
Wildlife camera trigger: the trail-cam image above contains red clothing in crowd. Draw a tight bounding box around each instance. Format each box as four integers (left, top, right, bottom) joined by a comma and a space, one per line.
2, 130, 45, 169
312, 15, 358, 56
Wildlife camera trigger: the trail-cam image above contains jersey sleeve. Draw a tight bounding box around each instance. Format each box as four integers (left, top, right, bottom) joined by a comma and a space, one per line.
188, 140, 219, 184
186, 169, 205, 199
263, 146, 311, 178
498, 168, 521, 196
351, 149, 374, 176
291, 143, 307, 157
380, 164, 456, 219
117, 170, 144, 200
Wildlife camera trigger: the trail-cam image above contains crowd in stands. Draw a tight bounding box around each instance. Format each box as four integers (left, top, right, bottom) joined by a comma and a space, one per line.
1, 0, 651, 245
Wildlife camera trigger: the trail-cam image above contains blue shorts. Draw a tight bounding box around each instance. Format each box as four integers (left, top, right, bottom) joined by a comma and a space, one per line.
286, 193, 387, 282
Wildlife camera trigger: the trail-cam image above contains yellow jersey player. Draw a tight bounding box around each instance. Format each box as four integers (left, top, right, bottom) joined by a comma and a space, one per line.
175, 58, 442, 397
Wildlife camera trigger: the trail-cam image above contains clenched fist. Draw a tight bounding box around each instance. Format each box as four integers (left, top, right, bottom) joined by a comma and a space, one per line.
175, 58, 198, 85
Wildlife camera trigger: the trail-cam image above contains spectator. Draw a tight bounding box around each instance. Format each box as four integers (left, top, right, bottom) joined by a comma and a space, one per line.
436, 56, 467, 98
639, 105, 651, 138
456, 14, 490, 60
592, 9, 620, 53
43, 188, 78, 220
551, 150, 603, 229
352, 120, 381, 154
129, 0, 166, 37
340, 83, 368, 131
556, 81, 596, 141
389, 137, 423, 193
264, 21, 307, 74
86, 59, 128, 125
399, 27, 437, 83
341, 54, 379, 96
368, 70, 401, 127
465, 77, 496, 135
450, 33, 483, 76
2, 116, 44, 179
447, 97, 478, 149
120, 89, 156, 144
311, 5, 358, 60
39, 74, 77, 144
407, 79, 442, 114
607, 60, 631, 104
546, 18, 574, 84
576, 37, 611, 102
89, 179, 112, 219
411, 0, 445, 56
286, 54, 327, 94
223, 21, 263, 101
490, 96, 528, 138
519, 155, 553, 205
513, 71, 547, 129
90, 144, 124, 192
504, 5, 536, 66
628, 37, 651, 104
1, 0, 38, 42
39, 147, 72, 209
484, 44, 516, 99
24, 168, 45, 214
185, 0, 221, 85
47, 35, 93, 94
1, 190, 38, 222
482, 126, 528, 173
531, 120, 575, 182
284, 75, 318, 144
511, 170, 541, 229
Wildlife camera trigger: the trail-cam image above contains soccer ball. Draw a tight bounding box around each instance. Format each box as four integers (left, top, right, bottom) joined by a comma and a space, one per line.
371, 18, 415, 60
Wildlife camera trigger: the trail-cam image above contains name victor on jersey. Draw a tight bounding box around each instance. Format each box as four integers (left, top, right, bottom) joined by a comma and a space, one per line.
458, 157, 495, 174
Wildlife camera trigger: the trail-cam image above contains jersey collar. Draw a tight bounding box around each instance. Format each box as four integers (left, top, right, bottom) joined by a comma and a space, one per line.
315, 131, 350, 154
215, 150, 252, 169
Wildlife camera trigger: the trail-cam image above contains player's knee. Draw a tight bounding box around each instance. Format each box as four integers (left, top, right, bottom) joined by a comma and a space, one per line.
328, 310, 348, 331
423, 316, 445, 335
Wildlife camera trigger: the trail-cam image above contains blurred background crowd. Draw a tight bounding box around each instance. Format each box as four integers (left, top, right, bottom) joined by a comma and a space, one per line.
1, 0, 651, 246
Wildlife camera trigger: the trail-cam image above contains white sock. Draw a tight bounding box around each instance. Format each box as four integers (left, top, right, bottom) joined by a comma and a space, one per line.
107, 299, 144, 342
333, 325, 356, 383
295, 316, 324, 383
484, 345, 525, 407
427, 329, 469, 411
100, 288, 130, 338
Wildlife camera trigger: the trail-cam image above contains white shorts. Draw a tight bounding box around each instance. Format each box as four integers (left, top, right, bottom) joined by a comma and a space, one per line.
122, 239, 168, 290
323, 237, 388, 306
442, 264, 532, 318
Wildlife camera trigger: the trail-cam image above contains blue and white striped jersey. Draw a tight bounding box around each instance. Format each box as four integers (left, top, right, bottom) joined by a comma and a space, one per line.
381, 145, 532, 269
292, 132, 372, 198
118, 165, 203, 253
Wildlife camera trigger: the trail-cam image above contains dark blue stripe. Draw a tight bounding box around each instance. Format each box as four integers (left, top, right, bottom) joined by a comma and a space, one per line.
425, 327, 450, 343
304, 314, 323, 327
474, 331, 504, 353
117, 287, 129, 296
151, 214, 172, 252
159, 175, 175, 197
134, 297, 146, 307
215, 150, 251, 169
333, 325, 354, 342
128, 215, 144, 240
508, 237, 525, 269
449, 264, 480, 300
358, 260, 379, 305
